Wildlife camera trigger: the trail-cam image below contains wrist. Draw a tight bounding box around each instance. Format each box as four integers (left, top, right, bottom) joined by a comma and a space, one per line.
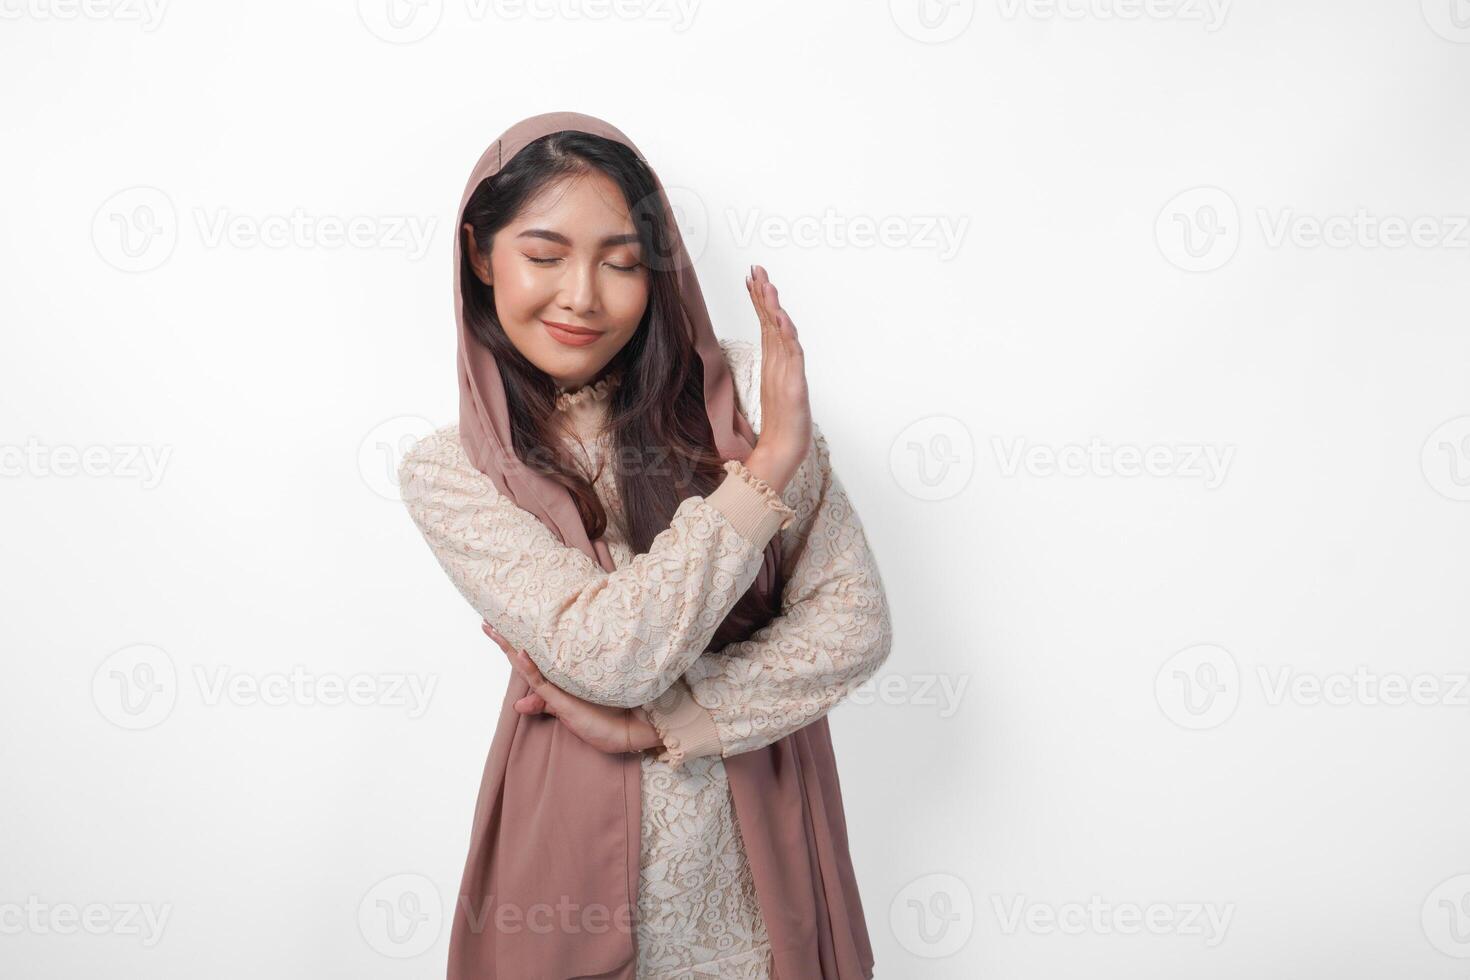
626, 707, 662, 753
744, 445, 797, 495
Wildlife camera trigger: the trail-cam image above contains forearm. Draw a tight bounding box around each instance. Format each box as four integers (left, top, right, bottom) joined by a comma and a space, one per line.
644, 429, 895, 763
526, 462, 798, 707
401, 429, 797, 709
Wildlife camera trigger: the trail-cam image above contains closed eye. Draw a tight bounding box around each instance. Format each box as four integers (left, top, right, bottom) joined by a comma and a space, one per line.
526, 255, 641, 272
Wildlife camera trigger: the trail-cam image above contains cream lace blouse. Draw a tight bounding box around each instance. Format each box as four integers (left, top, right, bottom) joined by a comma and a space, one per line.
397, 338, 893, 978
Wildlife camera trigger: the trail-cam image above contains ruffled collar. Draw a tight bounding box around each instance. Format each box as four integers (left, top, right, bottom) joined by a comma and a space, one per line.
554, 370, 622, 412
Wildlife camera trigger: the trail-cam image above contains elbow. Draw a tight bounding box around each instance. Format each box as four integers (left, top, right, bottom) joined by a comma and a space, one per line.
856, 589, 895, 682
531, 653, 668, 709
603, 675, 671, 709
866, 570, 894, 661
566, 683, 661, 710
859, 615, 894, 688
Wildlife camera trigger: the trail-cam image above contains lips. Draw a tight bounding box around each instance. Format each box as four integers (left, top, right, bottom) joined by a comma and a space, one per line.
542, 319, 605, 348
542, 320, 602, 337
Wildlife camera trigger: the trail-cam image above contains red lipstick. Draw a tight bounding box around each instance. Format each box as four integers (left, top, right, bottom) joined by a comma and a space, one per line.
542, 320, 604, 348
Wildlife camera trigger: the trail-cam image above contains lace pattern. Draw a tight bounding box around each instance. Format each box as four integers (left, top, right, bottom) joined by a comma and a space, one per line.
398, 338, 892, 979
555, 370, 622, 411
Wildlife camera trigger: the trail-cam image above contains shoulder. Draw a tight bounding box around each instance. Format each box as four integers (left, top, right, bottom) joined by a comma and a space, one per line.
399, 422, 463, 472
397, 422, 496, 505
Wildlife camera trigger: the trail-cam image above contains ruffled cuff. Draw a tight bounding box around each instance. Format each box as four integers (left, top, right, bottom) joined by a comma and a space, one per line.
643, 680, 724, 767
703, 458, 797, 547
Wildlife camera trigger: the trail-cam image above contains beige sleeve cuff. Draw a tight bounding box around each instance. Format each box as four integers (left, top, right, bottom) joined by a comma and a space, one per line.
704, 458, 798, 548
643, 678, 724, 767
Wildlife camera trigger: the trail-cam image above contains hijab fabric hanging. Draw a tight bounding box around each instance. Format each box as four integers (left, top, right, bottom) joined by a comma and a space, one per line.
449, 111, 875, 980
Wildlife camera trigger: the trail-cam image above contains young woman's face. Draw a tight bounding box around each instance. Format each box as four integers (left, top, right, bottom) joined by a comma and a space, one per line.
464, 170, 649, 392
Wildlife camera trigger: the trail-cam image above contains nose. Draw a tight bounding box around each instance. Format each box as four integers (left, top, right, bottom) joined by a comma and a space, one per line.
556, 259, 599, 318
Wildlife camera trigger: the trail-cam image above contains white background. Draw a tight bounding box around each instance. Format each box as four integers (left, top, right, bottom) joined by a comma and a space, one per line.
4, 0, 1470, 977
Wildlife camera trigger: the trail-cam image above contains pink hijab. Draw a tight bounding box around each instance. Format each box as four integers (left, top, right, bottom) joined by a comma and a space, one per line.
448, 111, 875, 980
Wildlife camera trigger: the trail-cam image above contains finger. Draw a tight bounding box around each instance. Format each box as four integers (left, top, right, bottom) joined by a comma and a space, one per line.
747, 270, 775, 337
749, 266, 778, 327
501, 644, 538, 689
482, 622, 508, 649
503, 647, 531, 686
760, 281, 787, 353
760, 275, 780, 323
513, 692, 547, 715
514, 648, 546, 687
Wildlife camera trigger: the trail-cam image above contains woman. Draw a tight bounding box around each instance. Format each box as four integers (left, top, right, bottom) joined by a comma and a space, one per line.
398, 111, 893, 979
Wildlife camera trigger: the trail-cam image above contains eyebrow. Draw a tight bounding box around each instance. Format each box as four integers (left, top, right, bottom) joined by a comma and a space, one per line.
516, 228, 641, 248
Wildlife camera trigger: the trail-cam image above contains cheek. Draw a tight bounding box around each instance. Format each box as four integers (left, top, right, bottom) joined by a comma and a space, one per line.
604, 276, 651, 329
489, 258, 545, 313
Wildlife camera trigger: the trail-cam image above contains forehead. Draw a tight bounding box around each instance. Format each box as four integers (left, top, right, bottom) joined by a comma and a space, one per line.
513, 171, 634, 231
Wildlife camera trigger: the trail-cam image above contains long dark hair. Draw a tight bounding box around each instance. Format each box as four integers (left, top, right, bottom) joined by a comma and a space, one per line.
460, 130, 781, 651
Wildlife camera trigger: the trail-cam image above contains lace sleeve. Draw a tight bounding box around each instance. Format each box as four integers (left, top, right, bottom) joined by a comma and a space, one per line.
643, 423, 894, 763
397, 426, 794, 709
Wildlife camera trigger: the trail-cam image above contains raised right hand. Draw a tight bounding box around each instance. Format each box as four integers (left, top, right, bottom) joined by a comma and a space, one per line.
744, 264, 811, 493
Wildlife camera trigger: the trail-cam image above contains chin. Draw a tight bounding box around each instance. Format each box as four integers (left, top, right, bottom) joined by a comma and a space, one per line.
530, 343, 610, 385
509, 320, 627, 385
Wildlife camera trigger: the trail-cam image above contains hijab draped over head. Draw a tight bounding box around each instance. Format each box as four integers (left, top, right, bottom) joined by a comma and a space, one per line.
446, 110, 875, 980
